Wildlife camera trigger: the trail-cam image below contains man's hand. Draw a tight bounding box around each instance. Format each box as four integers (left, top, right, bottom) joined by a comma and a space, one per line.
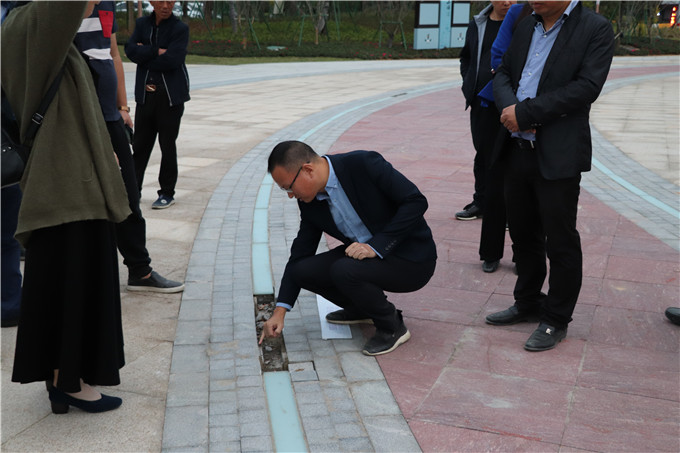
345, 242, 377, 260
159, 48, 167, 55
259, 306, 287, 344
500, 104, 520, 133
120, 110, 133, 128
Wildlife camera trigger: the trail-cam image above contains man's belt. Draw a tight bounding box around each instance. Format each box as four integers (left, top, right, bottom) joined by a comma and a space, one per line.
145, 84, 164, 92
513, 137, 535, 150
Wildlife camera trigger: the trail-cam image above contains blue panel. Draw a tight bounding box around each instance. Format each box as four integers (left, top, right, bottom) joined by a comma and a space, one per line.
264, 372, 308, 453
252, 243, 274, 296
438, 1, 452, 49
413, 28, 439, 50
252, 209, 269, 244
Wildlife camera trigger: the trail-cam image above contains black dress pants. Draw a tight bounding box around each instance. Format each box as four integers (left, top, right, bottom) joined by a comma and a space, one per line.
286, 246, 436, 332
107, 119, 152, 280
133, 91, 184, 198
474, 100, 507, 262
504, 143, 583, 329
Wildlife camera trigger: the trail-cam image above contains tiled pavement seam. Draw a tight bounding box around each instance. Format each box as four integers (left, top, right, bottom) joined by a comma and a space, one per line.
163, 82, 454, 452
164, 65, 678, 451
584, 72, 679, 251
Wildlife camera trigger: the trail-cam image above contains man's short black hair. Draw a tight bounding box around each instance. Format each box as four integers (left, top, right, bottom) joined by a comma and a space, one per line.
268, 140, 318, 174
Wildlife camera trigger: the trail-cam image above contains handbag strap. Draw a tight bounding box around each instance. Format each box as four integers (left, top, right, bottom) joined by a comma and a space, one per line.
23, 64, 66, 144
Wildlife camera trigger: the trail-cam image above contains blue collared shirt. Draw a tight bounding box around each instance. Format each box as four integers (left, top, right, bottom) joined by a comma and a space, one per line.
315, 156, 374, 245
514, 0, 579, 141
276, 156, 379, 311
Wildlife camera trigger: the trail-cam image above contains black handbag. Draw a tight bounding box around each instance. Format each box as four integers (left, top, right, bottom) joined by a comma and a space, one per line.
1, 66, 65, 188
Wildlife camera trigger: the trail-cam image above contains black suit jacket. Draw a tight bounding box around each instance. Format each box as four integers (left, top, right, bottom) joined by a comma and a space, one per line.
277, 150, 437, 306
493, 2, 615, 180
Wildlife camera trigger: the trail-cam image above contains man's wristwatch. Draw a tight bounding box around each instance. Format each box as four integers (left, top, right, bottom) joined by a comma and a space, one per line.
118, 106, 130, 113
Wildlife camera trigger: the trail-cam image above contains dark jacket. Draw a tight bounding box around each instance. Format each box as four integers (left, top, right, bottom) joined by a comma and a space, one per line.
277, 151, 437, 307
493, 2, 615, 180
125, 12, 190, 106
459, 4, 493, 109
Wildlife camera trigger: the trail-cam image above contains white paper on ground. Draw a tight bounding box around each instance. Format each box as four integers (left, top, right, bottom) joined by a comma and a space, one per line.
317, 295, 352, 340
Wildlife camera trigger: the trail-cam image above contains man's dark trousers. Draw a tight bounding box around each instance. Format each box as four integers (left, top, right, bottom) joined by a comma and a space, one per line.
107, 119, 152, 280
473, 98, 506, 262
133, 90, 184, 198
469, 98, 492, 211
286, 246, 436, 332
504, 143, 582, 329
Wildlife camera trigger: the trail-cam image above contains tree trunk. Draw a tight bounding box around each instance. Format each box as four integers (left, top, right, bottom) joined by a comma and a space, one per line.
127, 1, 134, 31
203, 1, 213, 30
137, 1, 143, 18
229, 1, 238, 33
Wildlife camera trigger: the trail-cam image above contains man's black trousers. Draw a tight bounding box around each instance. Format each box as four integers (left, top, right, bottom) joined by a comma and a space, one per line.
286, 246, 436, 332
107, 119, 152, 280
133, 91, 184, 198
504, 143, 583, 329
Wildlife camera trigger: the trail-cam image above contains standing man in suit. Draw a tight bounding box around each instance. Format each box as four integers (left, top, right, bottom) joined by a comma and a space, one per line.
456, 1, 514, 225
260, 141, 437, 356
486, 1, 614, 351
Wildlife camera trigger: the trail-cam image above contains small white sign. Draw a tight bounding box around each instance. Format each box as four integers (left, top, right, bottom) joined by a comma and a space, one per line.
317, 295, 352, 340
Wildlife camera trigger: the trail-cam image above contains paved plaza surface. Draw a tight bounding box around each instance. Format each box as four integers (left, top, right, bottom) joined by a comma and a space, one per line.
1, 56, 678, 452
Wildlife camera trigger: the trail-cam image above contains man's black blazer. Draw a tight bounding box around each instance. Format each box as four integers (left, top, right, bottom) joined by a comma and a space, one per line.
493, 2, 615, 180
277, 150, 437, 306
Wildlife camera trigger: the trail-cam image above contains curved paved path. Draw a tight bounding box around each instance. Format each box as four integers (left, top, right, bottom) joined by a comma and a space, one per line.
1, 56, 678, 452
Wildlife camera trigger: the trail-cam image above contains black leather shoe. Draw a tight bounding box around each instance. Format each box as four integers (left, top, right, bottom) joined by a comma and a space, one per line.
482, 260, 500, 273
455, 203, 482, 220
326, 309, 373, 325
48, 386, 122, 414
362, 322, 410, 356
485, 306, 538, 325
665, 307, 680, 326
524, 323, 567, 351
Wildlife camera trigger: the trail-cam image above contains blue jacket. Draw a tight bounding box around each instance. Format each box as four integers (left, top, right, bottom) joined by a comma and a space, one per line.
125, 11, 190, 106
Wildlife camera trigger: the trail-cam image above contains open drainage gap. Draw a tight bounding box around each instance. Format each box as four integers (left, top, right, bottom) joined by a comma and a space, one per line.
255, 294, 289, 372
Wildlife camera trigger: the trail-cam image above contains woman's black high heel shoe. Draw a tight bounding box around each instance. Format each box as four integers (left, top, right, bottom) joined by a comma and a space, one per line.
48, 386, 122, 414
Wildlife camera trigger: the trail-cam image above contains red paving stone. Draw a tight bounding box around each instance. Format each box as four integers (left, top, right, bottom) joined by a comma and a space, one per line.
329, 66, 680, 451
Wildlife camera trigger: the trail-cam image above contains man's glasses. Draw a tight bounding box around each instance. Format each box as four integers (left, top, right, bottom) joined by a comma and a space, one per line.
283, 165, 304, 193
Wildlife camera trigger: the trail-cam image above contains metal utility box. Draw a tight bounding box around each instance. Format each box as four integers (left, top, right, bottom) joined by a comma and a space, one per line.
450, 2, 470, 48
413, 1, 470, 50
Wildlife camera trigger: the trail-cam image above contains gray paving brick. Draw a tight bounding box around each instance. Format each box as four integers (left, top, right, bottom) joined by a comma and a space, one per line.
339, 436, 375, 452
240, 435, 272, 453
304, 428, 337, 445
298, 403, 330, 418
363, 415, 422, 453
208, 441, 241, 452
170, 345, 208, 374
167, 372, 209, 407
211, 425, 240, 442
162, 406, 208, 449
351, 381, 402, 417
308, 441, 342, 453
209, 413, 238, 428
340, 351, 385, 382
301, 414, 334, 431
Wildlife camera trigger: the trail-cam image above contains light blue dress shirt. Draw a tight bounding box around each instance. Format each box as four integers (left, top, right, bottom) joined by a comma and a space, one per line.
515, 0, 579, 141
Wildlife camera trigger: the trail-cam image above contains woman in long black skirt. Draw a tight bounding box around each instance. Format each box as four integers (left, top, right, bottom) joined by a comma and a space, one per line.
2, 2, 131, 414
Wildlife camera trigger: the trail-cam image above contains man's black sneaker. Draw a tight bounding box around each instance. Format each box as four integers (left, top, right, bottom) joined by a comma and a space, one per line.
455, 203, 482, 220
152, 195, 175, 209
482, 259, 500, 273
127, 271, 185, 293
362, 322, 410, 356
524, 323, 567, 351
326, 309, 373, 325
665, 307, 680, 326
